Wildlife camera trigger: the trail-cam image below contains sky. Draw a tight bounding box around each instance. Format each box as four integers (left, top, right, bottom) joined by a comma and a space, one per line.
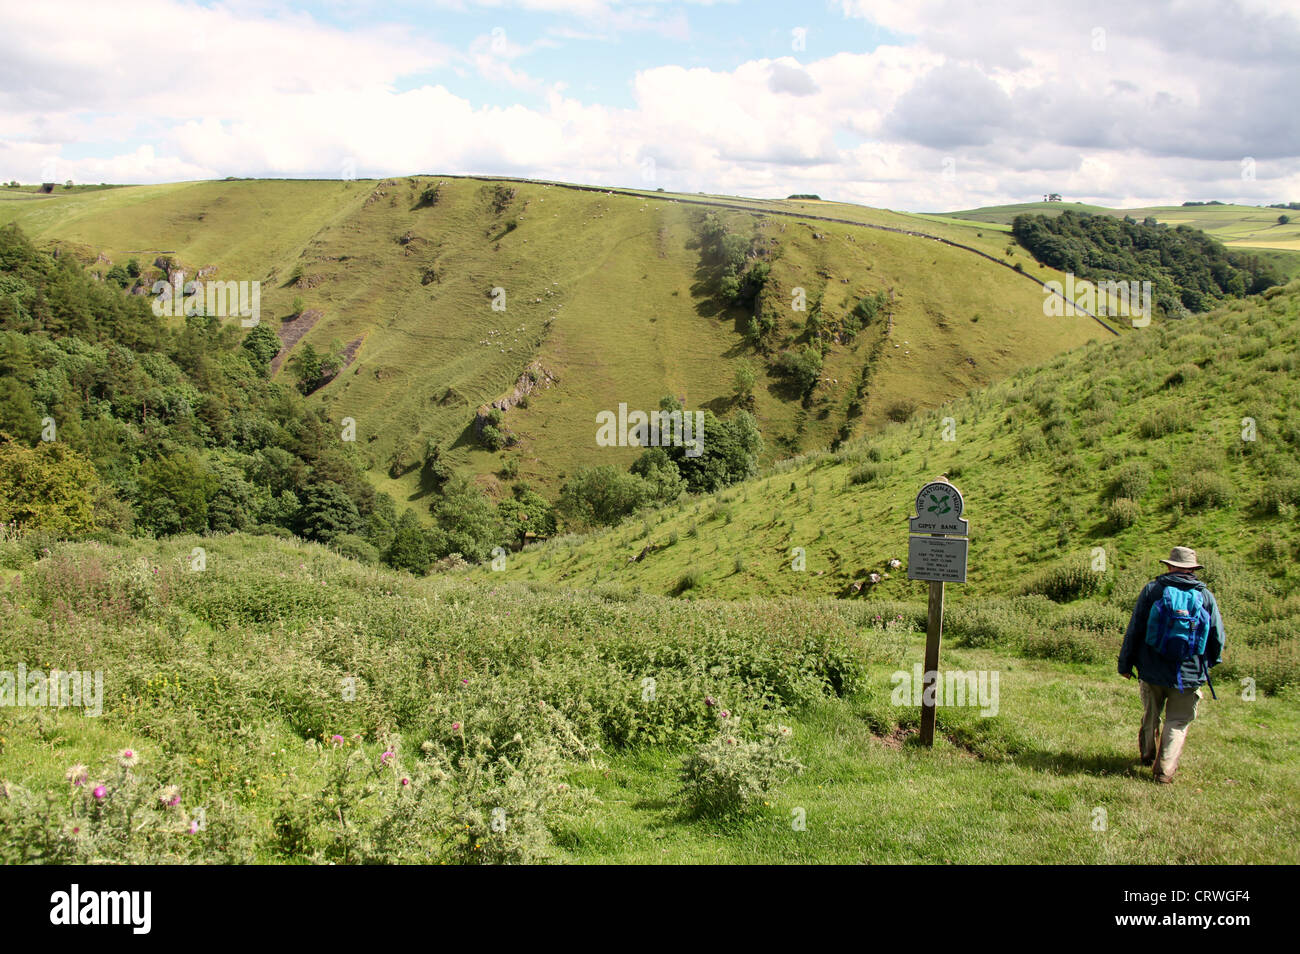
1, 0, 1297, 212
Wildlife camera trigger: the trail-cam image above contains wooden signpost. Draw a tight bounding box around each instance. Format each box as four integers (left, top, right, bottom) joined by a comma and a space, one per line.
907, 478, 968, 747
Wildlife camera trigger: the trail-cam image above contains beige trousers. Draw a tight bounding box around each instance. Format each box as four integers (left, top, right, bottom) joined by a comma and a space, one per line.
1139, 680, 1200, 781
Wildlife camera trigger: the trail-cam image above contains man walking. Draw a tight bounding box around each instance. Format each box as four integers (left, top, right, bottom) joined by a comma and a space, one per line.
1118, 546, 1225, 783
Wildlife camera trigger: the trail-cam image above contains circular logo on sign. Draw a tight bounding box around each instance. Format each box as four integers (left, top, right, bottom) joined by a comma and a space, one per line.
916, 481, 963, 520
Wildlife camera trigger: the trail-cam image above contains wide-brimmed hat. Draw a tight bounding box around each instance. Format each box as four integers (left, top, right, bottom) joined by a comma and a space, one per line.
1160, 546, 1202, 570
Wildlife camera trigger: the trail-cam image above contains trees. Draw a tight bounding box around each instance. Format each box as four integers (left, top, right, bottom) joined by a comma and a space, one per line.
429, 473, 502, 563
137, 452, 217, 535
294, 482, 364, 543
287, 343, 340, 395
558, 465, 654, 528
497, 484, 557, 546
1011, 210, 1283, 315
669, 410, 763, 494
732, 361, 757, 403
774, 345, 823, 397
386, 510, 434, 574
241, 323, 280, 373
0, 435, 102, 535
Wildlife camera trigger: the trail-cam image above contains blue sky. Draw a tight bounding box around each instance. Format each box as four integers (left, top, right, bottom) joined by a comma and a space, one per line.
2, 0, 1297, 211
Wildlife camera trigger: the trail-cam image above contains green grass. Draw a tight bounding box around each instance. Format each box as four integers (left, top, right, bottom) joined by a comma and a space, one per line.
564, 655, 1299, 864
484, 280, 1300, 617
0, 176, 1107, 500
1, 533, 1294, 863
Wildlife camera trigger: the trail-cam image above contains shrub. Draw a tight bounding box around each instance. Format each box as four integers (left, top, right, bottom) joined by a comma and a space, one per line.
775, 346, 823, 395
1016, 558, 1103, 602
1016, 430, 1047, 457
673, 566, 704, 595
1137, 405, 1181, 439
849, 461, 892, 485
331, 533, 379, 564
1056, 602, 1128, 635
1021, 627, 1109, 663
885, 400, 917, 423
1105, 460, 1152, 502
1107, 497, 1141, 529
1168, 470, 1231, 511
677, 725, 802, 818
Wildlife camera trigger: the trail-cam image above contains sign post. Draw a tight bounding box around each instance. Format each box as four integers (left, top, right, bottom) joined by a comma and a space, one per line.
907, 478, 968, 747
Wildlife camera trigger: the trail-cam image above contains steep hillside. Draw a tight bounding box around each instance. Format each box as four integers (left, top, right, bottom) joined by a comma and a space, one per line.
0, 178, 1110, 501
477, 280, 1300, 687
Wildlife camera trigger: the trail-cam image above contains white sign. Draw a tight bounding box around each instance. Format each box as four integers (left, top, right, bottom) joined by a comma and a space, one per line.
907, 535, 969, 583
914, 481, 963, 529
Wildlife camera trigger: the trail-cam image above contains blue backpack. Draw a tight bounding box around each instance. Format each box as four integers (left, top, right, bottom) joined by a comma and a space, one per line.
1145, 585, 1211, 690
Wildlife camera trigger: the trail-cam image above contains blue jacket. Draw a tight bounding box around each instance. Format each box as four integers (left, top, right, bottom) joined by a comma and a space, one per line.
1118, 573, 1224, 690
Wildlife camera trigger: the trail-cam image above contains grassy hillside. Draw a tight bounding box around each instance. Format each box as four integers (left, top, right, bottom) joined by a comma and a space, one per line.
0, 178, 1109, 502
1, 533, 1295, 863
472, 280, 1300, 687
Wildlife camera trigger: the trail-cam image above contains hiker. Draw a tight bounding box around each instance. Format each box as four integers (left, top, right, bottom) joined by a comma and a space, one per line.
1118, 546, 1224, 783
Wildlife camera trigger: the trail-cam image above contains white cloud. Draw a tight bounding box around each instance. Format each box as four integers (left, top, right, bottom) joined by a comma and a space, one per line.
1, 0, 1297, 210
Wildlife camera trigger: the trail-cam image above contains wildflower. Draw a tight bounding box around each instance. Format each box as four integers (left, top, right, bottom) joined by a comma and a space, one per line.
400, 778, 410, 787
719, 709, 730, 720
704, 696, 717, 708
778, 725, 792, 737
381, 751, 394, 765
117, 748, 139, 767
726, 737, 737, 745
452, 722, 462, 732
66, 764, 88, 788
93, 785, 107, 800
188, 820, 200, 834
461, 678, 470, 685
160, 785, 181, 807
331, 734, 344, 747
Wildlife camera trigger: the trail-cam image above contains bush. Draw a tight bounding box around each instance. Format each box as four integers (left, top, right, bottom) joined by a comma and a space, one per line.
1169, 470, 1231, 511
885, 400, 917, 423
1105, 460, 1153, 502
775, 346, 823, 395
674, 566, 704, 595
849, 461, 893, 485
1016, 430, 1047, 457
1021, 627, 1109, 663
1138, 405, 1181, 439
331, 533, 379, 564
677, 724, 802, 818
1016, 558, 1103, 602
1107, 497, 1141, 529
1056, 602, 1128, 635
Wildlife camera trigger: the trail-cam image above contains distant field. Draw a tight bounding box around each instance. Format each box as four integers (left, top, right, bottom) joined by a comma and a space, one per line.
936, 201, 1300, 275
